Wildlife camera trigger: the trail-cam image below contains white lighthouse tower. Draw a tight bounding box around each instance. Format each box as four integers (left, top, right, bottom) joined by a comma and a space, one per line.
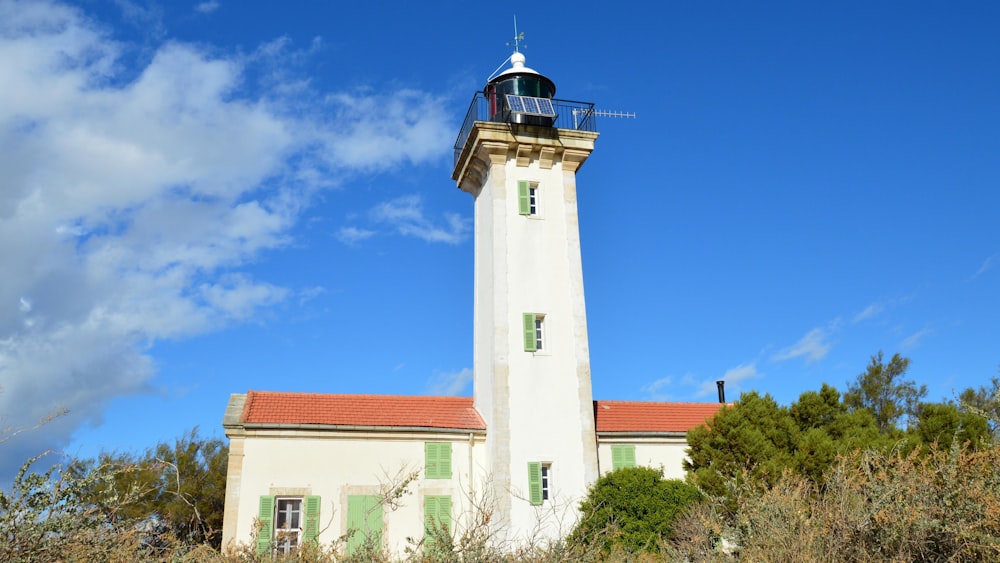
452, 51, 600, 540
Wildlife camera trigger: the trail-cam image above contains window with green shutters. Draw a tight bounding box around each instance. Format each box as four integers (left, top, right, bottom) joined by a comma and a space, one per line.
425, 442, 452, 479
257, 495, 320, 555
346, 495, 383, 555
527, 462, 550, 506
611, 445, 637, 470
517, 180, 538, 215
303, 495, 321, 544
523, 313, 543, 352
257, 496, 274, 555
424, 495, 452, 547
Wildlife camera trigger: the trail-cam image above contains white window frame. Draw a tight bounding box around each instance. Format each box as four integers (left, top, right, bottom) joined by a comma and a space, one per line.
274, 497, 303, 554
540, 463, 551, 502
528, 183, 539, 216
534, 315, 544, 352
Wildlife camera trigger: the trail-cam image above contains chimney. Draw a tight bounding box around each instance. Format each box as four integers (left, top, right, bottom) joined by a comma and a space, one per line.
716, 380, 726, 403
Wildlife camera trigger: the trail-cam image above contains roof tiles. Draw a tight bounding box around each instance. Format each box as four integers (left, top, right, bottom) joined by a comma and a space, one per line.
593, 400, 725, 433
241, 391, 486, 431
239, 391, 724, 434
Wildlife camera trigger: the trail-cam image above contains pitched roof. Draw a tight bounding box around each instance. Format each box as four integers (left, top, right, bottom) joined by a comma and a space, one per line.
594, 400, 726, 433
240, 391, 486, 431
235, 391, 723, 434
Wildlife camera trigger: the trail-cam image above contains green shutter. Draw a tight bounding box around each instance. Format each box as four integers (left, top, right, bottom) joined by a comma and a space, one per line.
425, 442, 453, 479
518, 180, 531, 215
624, 445, 636, 468
612, 445, 636, 470
257, 496, 274, 555
527, 462, 543, 506
523, 313, 537, 352
304, 495, 321, 544
424, 495, 452, 546
347, 495, 383, 555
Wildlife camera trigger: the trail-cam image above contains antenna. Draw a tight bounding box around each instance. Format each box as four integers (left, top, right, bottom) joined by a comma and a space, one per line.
508, 15, 526, 53
572, 108, 637, 129
487, 16, 527, 82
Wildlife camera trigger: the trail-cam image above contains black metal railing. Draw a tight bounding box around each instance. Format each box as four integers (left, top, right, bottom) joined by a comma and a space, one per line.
454, 92, 597, 167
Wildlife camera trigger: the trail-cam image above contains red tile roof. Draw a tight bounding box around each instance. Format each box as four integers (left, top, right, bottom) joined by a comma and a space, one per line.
241, 391, 486, 431
594, 400, 726, 433
238, 392, 724, 434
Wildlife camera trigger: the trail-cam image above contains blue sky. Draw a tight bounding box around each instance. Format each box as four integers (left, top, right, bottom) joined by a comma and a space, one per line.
1, 0, 997, 480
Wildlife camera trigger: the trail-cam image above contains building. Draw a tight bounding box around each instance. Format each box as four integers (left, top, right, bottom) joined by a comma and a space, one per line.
221, 51, 725, 557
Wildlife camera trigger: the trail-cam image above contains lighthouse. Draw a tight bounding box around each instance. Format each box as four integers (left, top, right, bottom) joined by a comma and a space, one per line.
221, 44, 726, 558
452, 50, 600, 539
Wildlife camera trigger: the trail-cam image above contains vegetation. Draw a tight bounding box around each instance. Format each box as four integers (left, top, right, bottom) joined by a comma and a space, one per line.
670, 443, 1000, 562
67, 428, 229, 548
2, 353, 999, 561
571, 466, 701, 556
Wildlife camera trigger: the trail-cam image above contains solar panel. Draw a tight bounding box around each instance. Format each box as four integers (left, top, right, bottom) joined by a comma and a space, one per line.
508, 95, 526, 113
505, 94, 557, 117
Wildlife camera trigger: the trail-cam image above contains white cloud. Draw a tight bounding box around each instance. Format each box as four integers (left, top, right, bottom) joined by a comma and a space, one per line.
900, 327, 932, 350
336, 226, 377, 245
974, 253, 999, 279
427, 368, 472, 395
692, 363, 759, 400
371, 195, 470, 244
772, 327, 832, 363
641, 376, 674, 400
0, 0, 451, 477
195, 1, 220, 14
853, 302, 884, 323
319, 90, 453, 171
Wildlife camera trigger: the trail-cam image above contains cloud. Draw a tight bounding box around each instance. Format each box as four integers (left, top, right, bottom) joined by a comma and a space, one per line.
772, 327, 833, 363
853, 302, 884, 323
900, 327, 932, 351
194, 1, 220, 14
336, 226, 377, 245
371, 195, 470, 244
668, 365, 760, 401
641, 376, 674, 400
319, 91, 454, 171
974, 253, 999, 279
692, 363, 760, 400
112, 0, 165, 39
0, 1, 451, 478
426, 368, 473, 396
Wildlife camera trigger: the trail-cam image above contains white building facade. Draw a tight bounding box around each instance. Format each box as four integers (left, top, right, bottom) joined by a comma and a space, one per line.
221, 53, 724, 557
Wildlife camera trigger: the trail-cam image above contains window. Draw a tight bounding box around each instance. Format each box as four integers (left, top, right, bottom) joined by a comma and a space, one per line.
425, 442, 453, 479
346, 495, 383, 555
611, 444, 637, 470
541, 464, 551, 501
523, 313, 544, 352
518, 180, 539, 216
424, 495, 452, 547
257, 495, 320, 556
274, 498, 302, 554
527, 462, 551, 506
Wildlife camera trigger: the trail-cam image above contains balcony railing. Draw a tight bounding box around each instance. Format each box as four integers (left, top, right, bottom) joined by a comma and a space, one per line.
454, 92, 597, 167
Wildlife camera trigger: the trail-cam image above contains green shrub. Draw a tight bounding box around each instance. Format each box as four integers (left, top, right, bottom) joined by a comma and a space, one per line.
571, 466, 702, 556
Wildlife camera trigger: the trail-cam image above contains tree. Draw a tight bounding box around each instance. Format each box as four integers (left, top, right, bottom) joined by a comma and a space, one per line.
912, 402, 990, 449
571, 466, 702, 556
844, 352, 926, 433
0, 453, 151, 561
959, 375, 1000, 437
685, 391, 799, 496
687, 384, 897, 495
69, 428, 228, 549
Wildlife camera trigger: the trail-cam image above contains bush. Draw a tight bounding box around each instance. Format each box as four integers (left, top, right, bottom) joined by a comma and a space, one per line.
671, 442, 1000, 561
571, 466, 702, 556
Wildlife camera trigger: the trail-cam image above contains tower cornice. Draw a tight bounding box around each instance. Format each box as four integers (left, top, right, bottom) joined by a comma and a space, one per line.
453, 122, 599, 195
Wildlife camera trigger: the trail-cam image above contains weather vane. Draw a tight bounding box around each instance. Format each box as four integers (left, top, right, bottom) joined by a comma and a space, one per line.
507, 15, 525, 53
